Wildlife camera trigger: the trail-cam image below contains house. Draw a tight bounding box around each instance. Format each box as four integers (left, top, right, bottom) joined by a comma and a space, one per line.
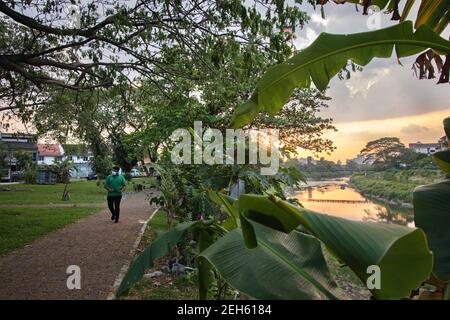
0, 132, 38, 172
62, 144, 94, 178
37, 143, 95, 178
409, 141, 441, 155
37, 144, 64, 165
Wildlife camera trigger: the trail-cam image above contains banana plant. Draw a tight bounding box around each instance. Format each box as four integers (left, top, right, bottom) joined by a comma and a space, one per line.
319, 0, 449, 32
231, 21, 450, 127
200, 192, 433, 300
414, 117, 450, 298
198, 222, 345, 300
116, 219, 227, 297
118, 187, 433, 299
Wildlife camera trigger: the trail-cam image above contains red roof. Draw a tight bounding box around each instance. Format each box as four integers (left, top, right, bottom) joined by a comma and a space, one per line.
37, 144, 63, 156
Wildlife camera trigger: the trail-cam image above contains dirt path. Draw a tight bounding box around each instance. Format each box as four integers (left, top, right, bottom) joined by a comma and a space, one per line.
0, 191, 156, 300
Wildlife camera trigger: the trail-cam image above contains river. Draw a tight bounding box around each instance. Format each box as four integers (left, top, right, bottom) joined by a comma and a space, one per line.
291, 178, 415, 228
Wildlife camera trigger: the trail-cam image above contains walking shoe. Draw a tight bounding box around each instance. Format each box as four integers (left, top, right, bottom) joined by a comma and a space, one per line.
114, 219, 119, 223
111, 215, 115, 221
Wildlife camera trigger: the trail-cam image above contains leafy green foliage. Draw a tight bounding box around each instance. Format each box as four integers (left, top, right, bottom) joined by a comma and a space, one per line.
433, 150, 450, 174
52, 159, 77, 184
23, 163, 37, 184
122, 191, 433, 300
235, 194, 433, 299
359, 137, 409, 168
414, 117, 450, 284
1, 0, 309, 113
12, 150, 32, 170
414, 180, 450, 281
350, 171, 441, 203
199, 223, 342, 300
117, 220, 221, 296
0, 142, 7, 168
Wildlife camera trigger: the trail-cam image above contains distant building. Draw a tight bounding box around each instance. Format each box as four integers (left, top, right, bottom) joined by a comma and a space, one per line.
38, 143, 95, 178
1, 136, 95, 180
296, 157, 309, 165
0, 132, 38, 171
409, 141, 441, 155
62, 144, 94, 178
37, 144, 64, 165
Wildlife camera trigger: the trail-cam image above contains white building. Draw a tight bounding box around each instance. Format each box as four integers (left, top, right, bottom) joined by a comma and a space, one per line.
37, 144, 64, 165
409, 142, 441, 155
37, 143, 94, 178
62, 144, 94, 178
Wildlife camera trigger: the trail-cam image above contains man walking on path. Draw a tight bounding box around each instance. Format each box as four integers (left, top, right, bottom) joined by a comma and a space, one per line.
104, 166, 126, 223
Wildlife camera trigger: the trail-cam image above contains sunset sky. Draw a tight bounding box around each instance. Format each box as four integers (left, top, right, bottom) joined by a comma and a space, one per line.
294, 2, 450, 162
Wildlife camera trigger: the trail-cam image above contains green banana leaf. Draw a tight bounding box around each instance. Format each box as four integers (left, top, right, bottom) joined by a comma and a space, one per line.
414, 180, 450, 281
444, 116, 450, 142
199, 222, 344, 300
208, 190, 239, 219
433, 117, 450, 173
401, 0, 416, 22
208, 190, 239, 230
232, 21, 450, 127
197, 228, 217, 299
414, 0, 450, 32
237, 194, 433, 299
117, 220, 210, 296
433, 150, 450, 174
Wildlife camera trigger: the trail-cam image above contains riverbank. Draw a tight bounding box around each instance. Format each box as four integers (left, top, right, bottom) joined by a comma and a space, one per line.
350, 169, 444, 206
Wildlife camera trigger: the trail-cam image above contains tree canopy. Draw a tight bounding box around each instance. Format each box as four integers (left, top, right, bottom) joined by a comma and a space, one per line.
0, 0, 309, 113
359, 137, 408, 167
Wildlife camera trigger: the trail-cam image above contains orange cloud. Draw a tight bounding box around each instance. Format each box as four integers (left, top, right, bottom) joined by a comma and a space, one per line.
297, 109, 450, 162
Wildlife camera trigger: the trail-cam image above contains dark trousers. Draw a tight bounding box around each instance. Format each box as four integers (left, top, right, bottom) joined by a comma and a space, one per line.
107, 196, 122, 221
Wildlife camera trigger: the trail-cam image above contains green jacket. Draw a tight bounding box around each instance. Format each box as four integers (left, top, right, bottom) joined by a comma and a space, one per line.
104, 174, 126, 197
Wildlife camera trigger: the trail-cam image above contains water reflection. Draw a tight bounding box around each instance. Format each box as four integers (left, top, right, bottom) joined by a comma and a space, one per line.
293, 179, 414, 227
363, 205, 413, 227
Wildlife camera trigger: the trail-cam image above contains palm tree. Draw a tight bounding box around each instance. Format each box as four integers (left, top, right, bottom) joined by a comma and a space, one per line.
53, 158, 77, 184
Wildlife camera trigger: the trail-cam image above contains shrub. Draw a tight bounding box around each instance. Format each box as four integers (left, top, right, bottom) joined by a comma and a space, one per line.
24, 164, 37, 184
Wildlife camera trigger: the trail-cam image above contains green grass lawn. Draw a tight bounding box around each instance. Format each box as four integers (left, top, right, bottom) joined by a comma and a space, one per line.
148, 209, 169, 230
0, 207, 100, 255
0, 180, 106, 205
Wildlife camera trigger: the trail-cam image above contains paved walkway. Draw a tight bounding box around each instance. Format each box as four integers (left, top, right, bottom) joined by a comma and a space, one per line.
0, 191, 155, 300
